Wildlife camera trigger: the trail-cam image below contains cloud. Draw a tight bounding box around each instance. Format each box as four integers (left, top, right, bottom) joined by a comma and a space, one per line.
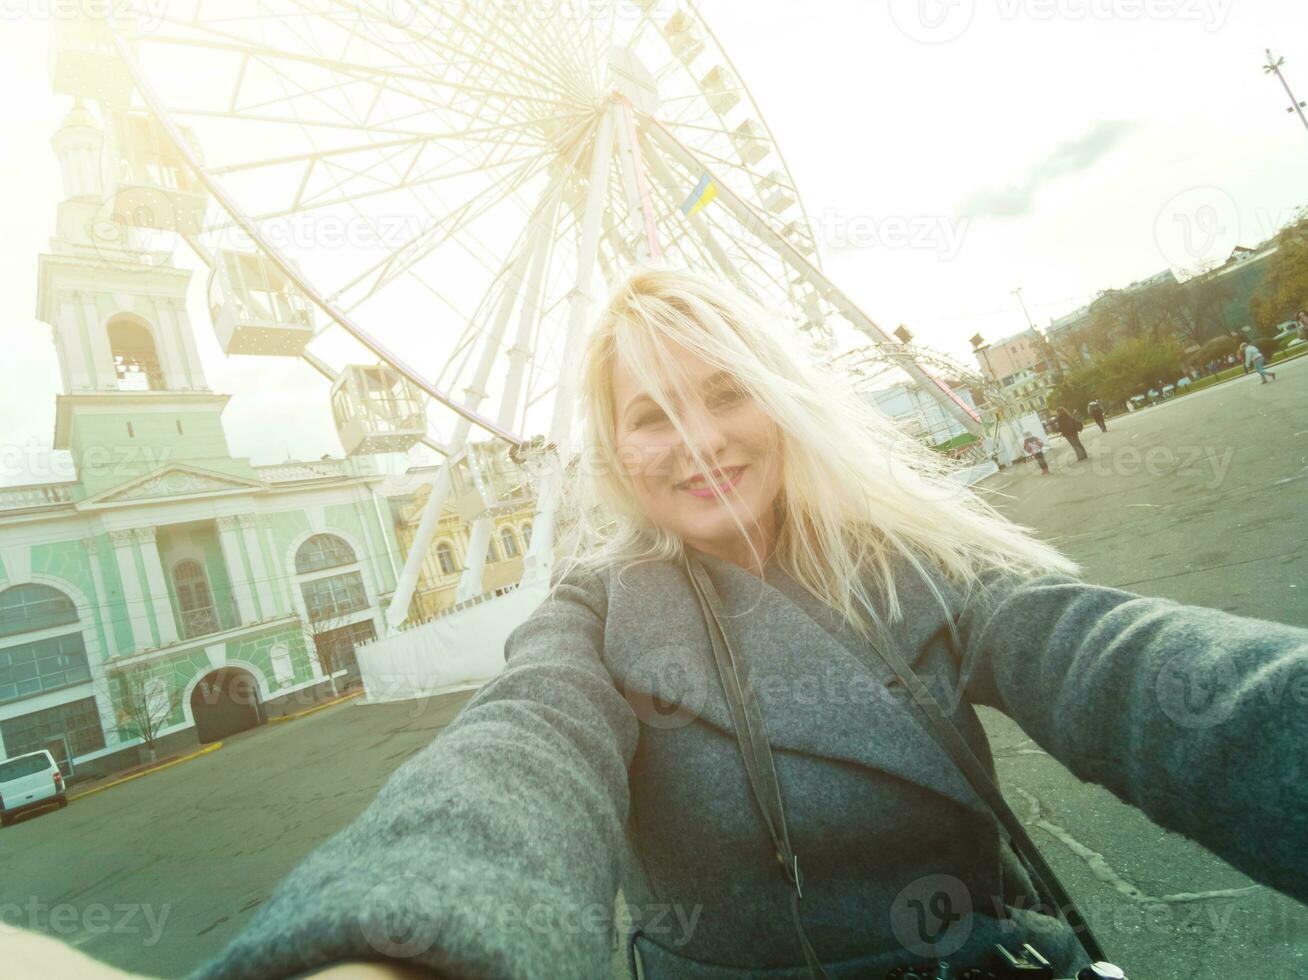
959, 119, 1137, 220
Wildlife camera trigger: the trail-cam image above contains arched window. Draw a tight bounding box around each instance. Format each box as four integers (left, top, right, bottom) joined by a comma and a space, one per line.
0, 584, 91, 706
521, 522, 533, 547
485, 535, 500, 563
295, 534, 357, 575
499, 527, 520, 559
173, 560, 218, 638
436, 541, 458, 576
0, 584, 78, 639
295, 534, 367, 625
108, 318, 164, 391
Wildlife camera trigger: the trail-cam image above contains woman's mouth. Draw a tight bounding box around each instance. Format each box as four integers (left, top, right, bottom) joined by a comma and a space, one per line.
677, 466, 746, 499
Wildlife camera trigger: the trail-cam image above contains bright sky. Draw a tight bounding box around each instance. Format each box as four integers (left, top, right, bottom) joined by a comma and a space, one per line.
2, 0, 1305, 486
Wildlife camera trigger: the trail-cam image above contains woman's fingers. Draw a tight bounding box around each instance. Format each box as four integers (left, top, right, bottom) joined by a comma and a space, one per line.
0, 925, 149, 979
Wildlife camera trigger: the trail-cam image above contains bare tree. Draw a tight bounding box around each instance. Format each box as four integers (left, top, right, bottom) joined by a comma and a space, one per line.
110, 664, 185, 764
302, 613, 357, 696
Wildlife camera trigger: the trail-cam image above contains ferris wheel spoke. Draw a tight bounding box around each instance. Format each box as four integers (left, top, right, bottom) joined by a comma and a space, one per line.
464, 3, 593, 106
140, 26, 579, 121
328, 144, 561, 310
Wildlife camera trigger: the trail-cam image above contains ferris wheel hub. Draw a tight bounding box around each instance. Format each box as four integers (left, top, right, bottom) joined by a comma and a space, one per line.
607, 46, 660, 114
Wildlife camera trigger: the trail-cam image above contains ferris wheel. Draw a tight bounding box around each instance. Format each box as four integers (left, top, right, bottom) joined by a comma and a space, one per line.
53, 0, 984, 629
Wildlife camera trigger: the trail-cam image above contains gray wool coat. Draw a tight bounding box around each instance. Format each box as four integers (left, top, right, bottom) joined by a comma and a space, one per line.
187, 549, 1308, 980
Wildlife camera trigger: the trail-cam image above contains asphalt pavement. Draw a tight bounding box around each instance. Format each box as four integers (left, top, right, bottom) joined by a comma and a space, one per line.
972, 353, 1307, 979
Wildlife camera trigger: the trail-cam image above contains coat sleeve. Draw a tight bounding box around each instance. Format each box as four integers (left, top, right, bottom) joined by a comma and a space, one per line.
954, 569, 1308, 902
184, 565, 640, 980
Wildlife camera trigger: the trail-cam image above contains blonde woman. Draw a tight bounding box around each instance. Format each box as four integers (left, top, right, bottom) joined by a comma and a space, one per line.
16, 270, 1308, 979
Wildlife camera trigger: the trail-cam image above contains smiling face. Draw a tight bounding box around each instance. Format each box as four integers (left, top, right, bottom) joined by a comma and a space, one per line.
610, 342, 784, 569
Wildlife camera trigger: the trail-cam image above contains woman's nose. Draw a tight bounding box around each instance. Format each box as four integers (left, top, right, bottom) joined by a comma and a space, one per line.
678, 403, 729, 460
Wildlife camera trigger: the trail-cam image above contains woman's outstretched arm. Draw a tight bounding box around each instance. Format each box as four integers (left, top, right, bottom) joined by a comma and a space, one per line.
184, 565, 640, 980
955, 570, 1308, 903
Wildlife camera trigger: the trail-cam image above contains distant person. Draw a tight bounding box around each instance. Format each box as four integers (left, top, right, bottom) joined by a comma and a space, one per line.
1087, 399, 1107, 432
1055, 406, 1088, 461
1297, 309, 1308, 342
1023, 431, 1050, 475
1241, 342, 1277, 384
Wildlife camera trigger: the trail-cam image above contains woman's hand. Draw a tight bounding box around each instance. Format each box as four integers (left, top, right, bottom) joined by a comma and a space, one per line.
0, 925, 151, 978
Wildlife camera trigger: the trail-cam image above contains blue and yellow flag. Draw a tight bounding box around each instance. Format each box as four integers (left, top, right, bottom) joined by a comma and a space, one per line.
680, 173, 719, 218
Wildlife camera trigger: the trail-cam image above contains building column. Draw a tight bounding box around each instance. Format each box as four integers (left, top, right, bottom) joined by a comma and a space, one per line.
134, 526, 179, 646
109, 529, 153, 652
81, 536, 115, 660
160, 298, 206, 391
237, 515, 270, 620
79, 292, 115, 390
216, 516, 258, 625
80, 540, 123, 745
257, 515, 292, 618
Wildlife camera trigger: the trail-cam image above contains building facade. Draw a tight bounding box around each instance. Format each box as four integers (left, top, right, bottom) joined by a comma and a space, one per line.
0, 106, 532, 782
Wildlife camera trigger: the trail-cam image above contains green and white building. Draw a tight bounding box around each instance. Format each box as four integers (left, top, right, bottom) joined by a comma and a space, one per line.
0, 105, 409, 780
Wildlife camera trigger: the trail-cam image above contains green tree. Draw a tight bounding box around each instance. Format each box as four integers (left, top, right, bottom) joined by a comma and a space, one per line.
1250, 207, 1308, 330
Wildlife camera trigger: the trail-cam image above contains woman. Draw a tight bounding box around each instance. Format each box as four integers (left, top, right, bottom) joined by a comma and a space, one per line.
15, 270, 1308, 979
1054, 406, 1088, 461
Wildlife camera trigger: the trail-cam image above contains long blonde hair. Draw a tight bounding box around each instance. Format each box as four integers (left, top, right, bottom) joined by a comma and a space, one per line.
554, 267, 1077, 644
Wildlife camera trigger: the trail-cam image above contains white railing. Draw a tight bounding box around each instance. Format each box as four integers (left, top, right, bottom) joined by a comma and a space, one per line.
258, 460, 348, 483
0, 483, 75, 511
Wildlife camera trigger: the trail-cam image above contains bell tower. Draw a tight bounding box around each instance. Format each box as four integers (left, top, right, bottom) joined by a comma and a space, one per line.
35, 101, 258, 499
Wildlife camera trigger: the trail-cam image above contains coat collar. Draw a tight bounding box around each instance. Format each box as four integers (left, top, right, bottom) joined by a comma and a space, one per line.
610, 550, 988, 818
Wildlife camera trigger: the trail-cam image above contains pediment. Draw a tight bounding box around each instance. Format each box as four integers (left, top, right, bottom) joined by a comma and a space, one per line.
79, 464, 267, 508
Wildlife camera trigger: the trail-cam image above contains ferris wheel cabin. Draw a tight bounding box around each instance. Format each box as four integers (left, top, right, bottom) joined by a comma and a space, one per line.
49, 17, 136, 108
662, 11, 706, 65
207, 250, 315, 357
700, 66, 741, 115
330, 365, 427, 457
105, 112, 208, 235
731, 119, 770, 167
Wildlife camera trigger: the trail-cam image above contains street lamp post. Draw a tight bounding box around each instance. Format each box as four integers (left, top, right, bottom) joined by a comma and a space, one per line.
1264, 49, 1308, 138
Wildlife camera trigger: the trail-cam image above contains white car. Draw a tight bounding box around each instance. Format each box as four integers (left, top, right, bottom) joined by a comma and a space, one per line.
0, 750, 68, 826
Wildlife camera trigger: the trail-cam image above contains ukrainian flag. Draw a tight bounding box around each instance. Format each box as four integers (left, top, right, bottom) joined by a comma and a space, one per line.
680, 173, 719, 218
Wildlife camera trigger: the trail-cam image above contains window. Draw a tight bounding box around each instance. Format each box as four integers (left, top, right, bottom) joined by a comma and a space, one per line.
0, 754, 55, 780
0, 697, 105, 763
108, 319, 165, 391
223, 251, 313, 327
295, 534, 357, 575
0, 633, 93, 704
300, 572, 368, 623
485, 536, 500, 563
521, 523, 532, 547
312, 620, 376, 677
0, 585, 78, 639
436, 541, 458, 576
173, 560, 219, 639
500, 527, 520, 559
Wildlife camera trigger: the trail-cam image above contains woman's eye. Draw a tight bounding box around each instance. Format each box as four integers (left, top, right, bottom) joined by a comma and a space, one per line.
713, 385, 747, 407
636, 409, 668, 428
